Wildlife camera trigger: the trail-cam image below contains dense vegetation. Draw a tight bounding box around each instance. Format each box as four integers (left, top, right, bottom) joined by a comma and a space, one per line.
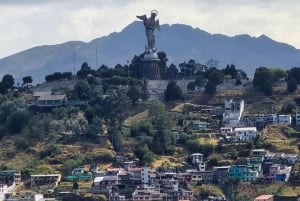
0, 52, 300, 200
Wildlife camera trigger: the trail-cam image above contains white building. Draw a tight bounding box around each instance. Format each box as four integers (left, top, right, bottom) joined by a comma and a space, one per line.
233, 127, 258, 142
141, 167, 155, 184
71, 167, 85, 175
190, 153, 205, 171
278, 115, 292, 125
191, 153, 203, 163
222, 99, 244, 127
127, 167, 156, 185
220, 127, 233, 135
0, 184, 9, 201
296, 112, 300, 126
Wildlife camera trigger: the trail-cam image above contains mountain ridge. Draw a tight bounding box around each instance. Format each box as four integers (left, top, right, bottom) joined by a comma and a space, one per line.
1, 21, 300, 83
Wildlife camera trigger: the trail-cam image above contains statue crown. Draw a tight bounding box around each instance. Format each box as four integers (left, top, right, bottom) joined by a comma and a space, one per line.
151, 10, 158, 16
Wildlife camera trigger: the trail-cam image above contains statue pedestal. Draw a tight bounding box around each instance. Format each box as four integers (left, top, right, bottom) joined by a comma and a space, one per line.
141, 52, 160, 80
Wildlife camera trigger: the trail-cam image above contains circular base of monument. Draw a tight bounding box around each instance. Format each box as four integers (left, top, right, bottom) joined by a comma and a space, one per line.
143, 52, 159, 61
141, 57, 160, 80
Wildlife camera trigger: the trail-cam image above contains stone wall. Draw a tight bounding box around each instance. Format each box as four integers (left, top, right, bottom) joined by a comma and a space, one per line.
147, 79, 194, 100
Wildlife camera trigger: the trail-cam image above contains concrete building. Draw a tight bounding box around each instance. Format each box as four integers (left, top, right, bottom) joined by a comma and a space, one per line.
233, 127, 258, 142
252, 149, 269, 157
278, 115, 292, 125
228, 165, 258, 182
266, 165, 292, 182
190, 153, 203, 164
0, 170, 21, 187
141, 167, 155, 184
222, 99, 244, 127
213, 166, 230, 184
220, 127, 233, 135
296, 111, 300, 127
30, 174, 61, 188
263, 114, 278, 125
199, 171, 214, 184
190, 153, 205, 172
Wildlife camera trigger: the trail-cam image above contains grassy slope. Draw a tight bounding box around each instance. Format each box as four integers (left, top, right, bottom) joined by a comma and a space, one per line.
0, 135, 115, 173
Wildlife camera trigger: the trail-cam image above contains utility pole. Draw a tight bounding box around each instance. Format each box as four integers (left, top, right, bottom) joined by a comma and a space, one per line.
96, 43, 98, 68
73, 43, 76, 79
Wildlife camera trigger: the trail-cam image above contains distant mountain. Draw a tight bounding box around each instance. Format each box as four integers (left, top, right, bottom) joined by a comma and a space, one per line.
1, 21, 300, 83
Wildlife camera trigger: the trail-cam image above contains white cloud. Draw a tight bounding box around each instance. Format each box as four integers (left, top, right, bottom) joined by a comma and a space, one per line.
0, 0, 299, 59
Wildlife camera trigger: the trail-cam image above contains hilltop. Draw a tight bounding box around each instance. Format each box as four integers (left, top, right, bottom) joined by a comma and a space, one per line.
0, 60, 300, 201
1, 21, 300, 83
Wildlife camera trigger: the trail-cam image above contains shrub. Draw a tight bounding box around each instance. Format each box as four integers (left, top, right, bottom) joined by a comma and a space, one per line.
97, 152, 115, 163
14, 137, 30, 150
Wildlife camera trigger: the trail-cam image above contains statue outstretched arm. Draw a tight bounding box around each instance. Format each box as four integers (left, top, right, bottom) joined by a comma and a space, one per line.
136, 15, 147, 21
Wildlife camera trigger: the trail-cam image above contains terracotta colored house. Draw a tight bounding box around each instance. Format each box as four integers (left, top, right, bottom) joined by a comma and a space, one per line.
254, 194, 274, 201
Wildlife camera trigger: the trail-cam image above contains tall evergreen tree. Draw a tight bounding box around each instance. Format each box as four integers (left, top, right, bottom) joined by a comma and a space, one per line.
164, 81, 184, 102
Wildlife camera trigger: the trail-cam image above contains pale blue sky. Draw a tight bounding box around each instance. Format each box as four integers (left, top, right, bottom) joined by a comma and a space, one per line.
0, 0, 299, 58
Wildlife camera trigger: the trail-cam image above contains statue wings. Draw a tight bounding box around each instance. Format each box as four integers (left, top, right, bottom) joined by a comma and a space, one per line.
136, 15, 147, 21
155, 19, 160, 31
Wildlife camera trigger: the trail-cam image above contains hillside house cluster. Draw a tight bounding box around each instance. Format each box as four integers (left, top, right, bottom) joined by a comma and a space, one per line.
179, 99, 296, 143
0, 150, 297, 201
0, 171, 21, 201
215, 99, 300, 144
88, 164, 194, 201
222, 98, 295, 127
188, 149, 298, 183
0, 170, 61, 201
173, 98, 299, 185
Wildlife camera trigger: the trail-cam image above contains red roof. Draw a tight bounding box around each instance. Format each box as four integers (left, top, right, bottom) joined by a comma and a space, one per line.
255, 194, 273, 200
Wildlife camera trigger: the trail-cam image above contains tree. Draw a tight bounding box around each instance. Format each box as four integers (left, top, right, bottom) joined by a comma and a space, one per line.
77, 62, 95, 78
208, 70, 224, 85
60, 159, 82, 176
151, 130, 174, 155
224, 64, 238, 79
270, 68, 287, 81
288, 67, 300, 84
114, 64, 126, 77
235, 78, 242, 85
194, 74, 206, 88
86, 116, 102, 139
134, 145, 156, 166
158, 51, 168, 78
149, 100, 172, 131
22, 76, 33, 88
263, 79, 273, 96
179, 59, 199, 78
165, 64, 179, 79
129, 54, 144, 78
237, 69, 248, 79
149, 100, 167, 117
6, 109, 30, 134
187, 82, 196, 91
45, 72, 65, 82
281, 97, 296, 113
0, 74, 14, 93
127, 86, 140, 106
287, 76, 297, 92
253, 67, 273, 90
140, 80, 150, 102
164, 80, 184, 102
73, 80, 91, 100
73, 181, 79, 192
204, 80, 217, 94
100, 89, 130, 145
